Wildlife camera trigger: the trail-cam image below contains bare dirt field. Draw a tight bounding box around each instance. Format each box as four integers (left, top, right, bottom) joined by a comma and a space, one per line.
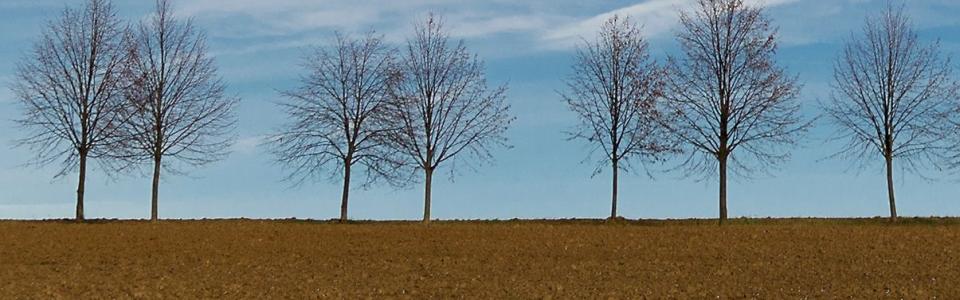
0, 218, 958, 298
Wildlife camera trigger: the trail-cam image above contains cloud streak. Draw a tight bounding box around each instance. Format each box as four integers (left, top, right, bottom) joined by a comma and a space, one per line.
169, 0, 958, 58
230, 135, 267, 155
541, 0, 802, 49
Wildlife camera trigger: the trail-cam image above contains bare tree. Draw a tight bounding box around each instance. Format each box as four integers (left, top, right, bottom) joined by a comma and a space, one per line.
386, 14, 513, 223
11, 0, 129, 221
563, 15, 674, 219
661, 0, 806, 224
119, 0, 237, 222
270, 32, 399, 222
824, 4, 958, 222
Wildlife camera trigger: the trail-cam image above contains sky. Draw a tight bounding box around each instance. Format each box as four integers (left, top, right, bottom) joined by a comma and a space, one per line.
1, 0, 960, 220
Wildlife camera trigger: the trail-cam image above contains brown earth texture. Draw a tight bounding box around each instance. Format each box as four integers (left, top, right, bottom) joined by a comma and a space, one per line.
0, 218, 958, 298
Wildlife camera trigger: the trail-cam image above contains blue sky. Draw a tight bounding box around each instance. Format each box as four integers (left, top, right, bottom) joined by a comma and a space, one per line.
1, 0, 960, 220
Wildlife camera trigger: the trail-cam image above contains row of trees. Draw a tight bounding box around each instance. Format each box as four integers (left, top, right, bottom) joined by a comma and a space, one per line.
565, 0, 960, 223
13, 0, 236, 222
12, 0, 958, 224
270, 16, 512, 224
566, 1, 805, 224
13, 0, 513, 224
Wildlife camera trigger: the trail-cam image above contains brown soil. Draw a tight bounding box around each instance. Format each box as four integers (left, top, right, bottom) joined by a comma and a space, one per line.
0, 218, 957, 298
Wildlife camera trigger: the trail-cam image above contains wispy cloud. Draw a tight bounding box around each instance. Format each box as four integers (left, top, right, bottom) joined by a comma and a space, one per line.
175, 0, 558, 55
541, 0, 686, 49
170, 0, 960, 59
446, 14, 556, 38
177, 0, 451, 39
174, 0, 823, 57
541, 0, 802, 49
231, 135, 267, 155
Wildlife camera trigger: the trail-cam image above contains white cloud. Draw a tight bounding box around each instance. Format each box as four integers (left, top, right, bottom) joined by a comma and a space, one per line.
541, 0, 802, 49
170, 0, 958, 58
177, 0, 813, 55
231, 135, 267, 155
171, 0, 577, 58
176, 0, 445, 38
542, 0, 685, 48
448, 14, 554, 38
210, 37, 323, 57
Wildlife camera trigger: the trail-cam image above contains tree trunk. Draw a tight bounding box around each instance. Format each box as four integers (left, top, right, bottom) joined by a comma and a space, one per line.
76, 152, 87, 222
339, 162, 351, 223
423, 167, 434, 224
151, 155, 161, 222
611, 158, 619, 219
719, 153, 728, 224
885, 155, 898, 222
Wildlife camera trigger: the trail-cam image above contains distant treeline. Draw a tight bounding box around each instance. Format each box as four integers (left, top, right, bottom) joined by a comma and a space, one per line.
9, 0, 958, 223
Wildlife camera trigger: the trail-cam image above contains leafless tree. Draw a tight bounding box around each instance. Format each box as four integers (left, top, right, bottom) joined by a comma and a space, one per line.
386, 14, 513, 223
11, 0, 129, 221
270, 32, 399, 222
661, 0, 806, 224
119, 0, 237, 222
824, 4, 958, 222
562, 15, 675, 219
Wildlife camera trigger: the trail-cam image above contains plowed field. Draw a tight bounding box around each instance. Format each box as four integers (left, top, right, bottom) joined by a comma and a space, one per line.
0, 219, 957, 298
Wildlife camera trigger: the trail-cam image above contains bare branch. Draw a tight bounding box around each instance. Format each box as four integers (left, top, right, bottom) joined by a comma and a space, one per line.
563, 15, 677, 177
661, 0, 806, 179
384, 14, 513, 222
660, 0, 807, 222
386, 14, 513, 177
823, 4, 959, 220
12, 0, 128, 175
11, 0, 130, 220
269, 31, 402, 187
115, 0, 237, 221
118, 0, 237, 173
825, 4, 958, 173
